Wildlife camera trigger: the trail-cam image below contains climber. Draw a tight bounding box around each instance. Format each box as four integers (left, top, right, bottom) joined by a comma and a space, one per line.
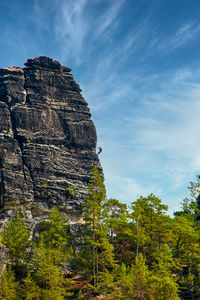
97, 147, 102, 155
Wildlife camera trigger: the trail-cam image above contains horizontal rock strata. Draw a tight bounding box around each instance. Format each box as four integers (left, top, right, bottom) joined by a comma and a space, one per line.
0, 56, 102, 226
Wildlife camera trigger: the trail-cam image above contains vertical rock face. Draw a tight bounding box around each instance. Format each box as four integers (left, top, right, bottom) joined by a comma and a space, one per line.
0, 56, 102, 225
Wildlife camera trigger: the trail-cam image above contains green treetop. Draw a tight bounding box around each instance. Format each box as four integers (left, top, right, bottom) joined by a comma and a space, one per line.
2, 212, 30, 267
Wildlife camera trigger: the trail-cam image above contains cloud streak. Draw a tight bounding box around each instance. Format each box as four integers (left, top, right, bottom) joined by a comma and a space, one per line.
1, 0, 200, 214
54, 0, 89, 63
158, 20, 200, 53
52, 2, 200, 212
107, 69, 200, 196
95, 0, 124, 37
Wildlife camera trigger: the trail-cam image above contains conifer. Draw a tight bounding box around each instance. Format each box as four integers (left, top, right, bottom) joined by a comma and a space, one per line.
2, 212, 30, 266
0, 267, 18, 300
19, 272, 40, 300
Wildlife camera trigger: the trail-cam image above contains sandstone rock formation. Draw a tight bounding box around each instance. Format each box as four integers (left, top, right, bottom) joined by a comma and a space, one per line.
0, 56, 102, 226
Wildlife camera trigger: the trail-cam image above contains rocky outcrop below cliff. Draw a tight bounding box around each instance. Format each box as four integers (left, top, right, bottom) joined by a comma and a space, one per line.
0, 56, 102, 227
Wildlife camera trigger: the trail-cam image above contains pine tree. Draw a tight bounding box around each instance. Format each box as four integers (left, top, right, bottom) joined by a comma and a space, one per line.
0, 267, 18, 300
130, 194, 171, 264
128, 253, 152, 299
150, 244, 180, 300
113, 254, 152, 299
103, 199, 132, 264
2, 212, 30, 276
19, 272, 40, 300
103, 198, 128, 243
33, 238, 72, 299
32, 207, 73, 298
38, 206, 72, 267
78, 166, 116, 293
39, 206, 70, 251
172, 214, 200, 297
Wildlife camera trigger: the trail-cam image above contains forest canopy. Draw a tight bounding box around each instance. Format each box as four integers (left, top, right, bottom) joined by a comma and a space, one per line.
1, 168, 200, 299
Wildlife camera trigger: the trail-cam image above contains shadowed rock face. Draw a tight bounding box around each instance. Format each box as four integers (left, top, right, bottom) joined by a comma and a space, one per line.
0, 56, 102, 225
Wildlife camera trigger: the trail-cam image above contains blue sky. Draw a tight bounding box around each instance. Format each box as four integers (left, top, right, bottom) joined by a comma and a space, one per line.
1, 0, 200, 214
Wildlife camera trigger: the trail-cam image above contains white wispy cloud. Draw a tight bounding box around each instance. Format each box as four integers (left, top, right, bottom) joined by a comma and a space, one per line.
159, 20, 200, 53
85, 54, 200, 213
51, 2, 200, 211
53, 0, 154, 67
53, 0, 124, 64
95, 0, 124, 37
121, 70, 200, 181
104, 171, 163, 204
172, 21, 200, 47
54, 0, 89, 63
4, 0, 199, 214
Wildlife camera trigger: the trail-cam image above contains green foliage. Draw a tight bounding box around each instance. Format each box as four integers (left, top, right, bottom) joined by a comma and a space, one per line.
65, 186, 75, 197
113, 254, 152, 299
33, 240, 67, 299
19, 273, 40, 300
103, 198, 131, 264
124, 254, 151, 299
39, 206, 70, 252
33, 207, 73, 298
0, 267, 18, 300
104, 198, 128, 242
150, 275, 180, 300
150, 244, 180, 299
172, 214, 200, 297
2, 212, 30, 265
130, 194, 171, 264
77, 166, 115, 291
3, 175, 200, 298
188, 175, 200, 198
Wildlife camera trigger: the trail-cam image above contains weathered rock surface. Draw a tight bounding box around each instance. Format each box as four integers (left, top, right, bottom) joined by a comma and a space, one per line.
0, 56, 102, 226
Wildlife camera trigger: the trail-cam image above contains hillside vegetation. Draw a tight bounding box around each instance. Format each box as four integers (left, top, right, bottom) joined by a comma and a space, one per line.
1, 167, 200, 299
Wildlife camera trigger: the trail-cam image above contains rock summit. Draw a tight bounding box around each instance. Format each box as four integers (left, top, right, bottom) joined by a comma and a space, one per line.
0, 56, 102, 226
